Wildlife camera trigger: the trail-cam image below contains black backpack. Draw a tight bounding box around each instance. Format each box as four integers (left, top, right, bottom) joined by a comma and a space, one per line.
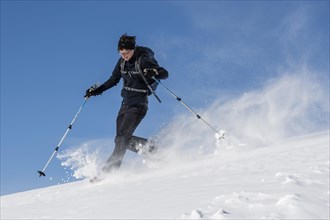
119, 46, 162, 102
119, 46, 158, 74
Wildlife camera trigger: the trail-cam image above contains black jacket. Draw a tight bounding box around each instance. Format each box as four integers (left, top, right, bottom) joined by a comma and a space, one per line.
97, 46, 168, 108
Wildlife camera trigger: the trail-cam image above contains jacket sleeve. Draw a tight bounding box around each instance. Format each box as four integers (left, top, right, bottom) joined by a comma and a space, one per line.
140, 56, 169, 80
97, 59, 122, 93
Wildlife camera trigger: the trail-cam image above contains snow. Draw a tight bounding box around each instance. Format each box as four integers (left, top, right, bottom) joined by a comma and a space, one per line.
1, 132, 329, 219
1, 73, 329, 219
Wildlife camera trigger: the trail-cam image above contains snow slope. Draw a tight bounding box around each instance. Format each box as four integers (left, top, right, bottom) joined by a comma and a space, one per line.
1, 132, 329, 219
1, 73, 329, 219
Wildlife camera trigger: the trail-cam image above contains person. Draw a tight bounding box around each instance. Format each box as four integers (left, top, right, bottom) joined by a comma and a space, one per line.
85, 34, 169, 176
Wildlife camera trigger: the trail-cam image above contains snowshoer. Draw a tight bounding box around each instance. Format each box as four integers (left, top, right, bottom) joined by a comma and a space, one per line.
85, 34, 169, 175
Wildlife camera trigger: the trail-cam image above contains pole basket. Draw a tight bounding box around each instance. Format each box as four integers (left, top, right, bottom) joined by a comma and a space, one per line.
38, 170, 46, 177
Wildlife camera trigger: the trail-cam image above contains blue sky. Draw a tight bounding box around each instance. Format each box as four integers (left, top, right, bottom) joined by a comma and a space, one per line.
1, 1, 329, 195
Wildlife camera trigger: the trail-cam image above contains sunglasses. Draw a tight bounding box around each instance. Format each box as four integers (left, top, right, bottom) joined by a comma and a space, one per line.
119, 50, 133, 56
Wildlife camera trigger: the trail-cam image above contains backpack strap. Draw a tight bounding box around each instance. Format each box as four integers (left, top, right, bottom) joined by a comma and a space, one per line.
120, 58, 139, 77
135, 55, 143, 75
120, 58, 125, 74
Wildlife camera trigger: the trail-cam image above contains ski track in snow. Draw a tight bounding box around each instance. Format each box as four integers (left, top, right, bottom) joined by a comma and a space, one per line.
1, 131, 329, 219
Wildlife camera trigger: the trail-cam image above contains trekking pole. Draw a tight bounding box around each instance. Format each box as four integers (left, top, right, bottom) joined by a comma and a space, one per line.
152, 77, 225, 140
37, 96, 89, 177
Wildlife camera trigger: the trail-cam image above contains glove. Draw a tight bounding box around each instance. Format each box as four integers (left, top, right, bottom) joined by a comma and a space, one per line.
143, 68, 158, 79
85, 84, 102, 98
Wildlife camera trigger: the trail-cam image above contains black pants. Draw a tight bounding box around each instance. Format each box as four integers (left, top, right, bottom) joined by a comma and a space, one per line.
102, 104, 148, 173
